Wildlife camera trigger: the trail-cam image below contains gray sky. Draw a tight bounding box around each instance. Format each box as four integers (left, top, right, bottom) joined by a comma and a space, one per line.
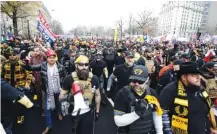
43, 0, 164, 33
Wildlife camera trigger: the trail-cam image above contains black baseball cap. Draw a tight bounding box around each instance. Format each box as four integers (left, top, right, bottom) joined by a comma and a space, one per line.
129, 65, 149, 82
205, 62, 217, 68
124, 51, 134, 58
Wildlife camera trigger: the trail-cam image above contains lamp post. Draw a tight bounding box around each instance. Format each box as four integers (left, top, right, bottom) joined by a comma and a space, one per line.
27, 19, 31, 39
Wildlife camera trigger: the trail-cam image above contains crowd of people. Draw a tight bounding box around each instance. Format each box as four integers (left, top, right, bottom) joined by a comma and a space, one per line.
1, 36, 217, 134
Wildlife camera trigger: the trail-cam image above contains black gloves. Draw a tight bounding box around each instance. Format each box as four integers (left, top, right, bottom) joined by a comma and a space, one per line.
134, 99, 150, 117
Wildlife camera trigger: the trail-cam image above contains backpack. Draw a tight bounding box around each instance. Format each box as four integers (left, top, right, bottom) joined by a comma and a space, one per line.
104, 48, 115, 61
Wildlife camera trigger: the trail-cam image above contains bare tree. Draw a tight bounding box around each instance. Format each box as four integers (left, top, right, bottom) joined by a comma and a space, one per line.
117, 18, 124, 39
204, 25, 217, 35
128, 13, 133, 35
1, 1, 40, 36
135, 10, 158, 36
51, 20, 64, 35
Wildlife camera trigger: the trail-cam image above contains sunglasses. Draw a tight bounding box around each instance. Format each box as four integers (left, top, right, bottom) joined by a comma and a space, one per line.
9, 54, 16, 56
78, 63, 89, 67
131, 79, 145, 84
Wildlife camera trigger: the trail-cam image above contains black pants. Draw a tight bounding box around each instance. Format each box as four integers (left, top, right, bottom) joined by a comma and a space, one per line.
71, 111, 94, 134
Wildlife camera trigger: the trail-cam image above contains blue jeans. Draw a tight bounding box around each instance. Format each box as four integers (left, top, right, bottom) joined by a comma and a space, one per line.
45, 93, 61, 128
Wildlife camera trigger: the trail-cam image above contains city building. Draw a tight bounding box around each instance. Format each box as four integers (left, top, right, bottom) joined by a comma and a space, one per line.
158, 1, 204, 39
200, 1, 217, 34
0, 1, 52, 39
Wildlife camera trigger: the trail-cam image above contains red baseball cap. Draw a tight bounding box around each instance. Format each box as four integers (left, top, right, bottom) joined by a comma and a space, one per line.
46, 50, 56, 57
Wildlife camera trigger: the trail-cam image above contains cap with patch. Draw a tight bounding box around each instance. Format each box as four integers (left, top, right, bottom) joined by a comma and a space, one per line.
205, 62, 217, 68
124, 51, 134, 58
129, 65, 149, 82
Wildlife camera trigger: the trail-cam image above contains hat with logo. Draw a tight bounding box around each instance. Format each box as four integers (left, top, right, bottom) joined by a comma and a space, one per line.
124, 51, 134, 58
129, 65, 149, 82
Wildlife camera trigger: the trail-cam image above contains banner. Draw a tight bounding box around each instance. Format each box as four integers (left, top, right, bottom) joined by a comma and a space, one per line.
114, 28, 118, 41
37, 21, 53, 43
38, 10, 56, 42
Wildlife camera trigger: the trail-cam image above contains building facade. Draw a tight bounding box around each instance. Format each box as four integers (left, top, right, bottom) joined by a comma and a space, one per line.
0, 1, 52, 39
200, 1, 217, 34
158, 1, 204, 38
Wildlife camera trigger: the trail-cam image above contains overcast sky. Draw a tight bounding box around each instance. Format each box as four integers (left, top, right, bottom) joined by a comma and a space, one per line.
43, 0, 164, 33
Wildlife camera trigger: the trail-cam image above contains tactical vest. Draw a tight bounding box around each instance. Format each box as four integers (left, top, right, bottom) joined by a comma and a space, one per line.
127, 87, 154, 134
72, 72, 94, 105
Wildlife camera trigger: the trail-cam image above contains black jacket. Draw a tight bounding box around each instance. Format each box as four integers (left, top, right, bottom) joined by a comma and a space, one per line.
1, 79, 25, 126
25, 61, 67, 92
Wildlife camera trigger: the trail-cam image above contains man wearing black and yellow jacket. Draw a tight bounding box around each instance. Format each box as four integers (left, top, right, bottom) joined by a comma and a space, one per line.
160, 62, 217, 134
1, 48, 32, 124
1, 49, 32, 89
114, 65, 163, 134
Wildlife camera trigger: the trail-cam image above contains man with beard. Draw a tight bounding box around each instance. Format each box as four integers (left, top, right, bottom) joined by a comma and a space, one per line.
29, 47, 46, 115
114, 65, 163, 134
60, 55, 101, 134
107, 51, 135, 101
24, 50, 66, 134
160, 62, 217, 134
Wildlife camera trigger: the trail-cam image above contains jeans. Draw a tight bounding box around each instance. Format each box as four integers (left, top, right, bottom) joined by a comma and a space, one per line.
45, 93, 61, 128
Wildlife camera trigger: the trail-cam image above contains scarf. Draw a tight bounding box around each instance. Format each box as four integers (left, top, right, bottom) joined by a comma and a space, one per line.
171, 80, 215, 134
47, 64, 61, 110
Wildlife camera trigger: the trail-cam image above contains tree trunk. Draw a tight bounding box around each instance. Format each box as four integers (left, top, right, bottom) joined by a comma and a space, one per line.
13, 16, 18, 36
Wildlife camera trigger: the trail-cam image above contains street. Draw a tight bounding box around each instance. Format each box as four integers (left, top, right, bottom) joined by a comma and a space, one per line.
12, 96, 117, 134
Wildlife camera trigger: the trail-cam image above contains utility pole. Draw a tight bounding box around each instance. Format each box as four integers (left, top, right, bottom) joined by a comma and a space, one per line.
27, 19, 31, 39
